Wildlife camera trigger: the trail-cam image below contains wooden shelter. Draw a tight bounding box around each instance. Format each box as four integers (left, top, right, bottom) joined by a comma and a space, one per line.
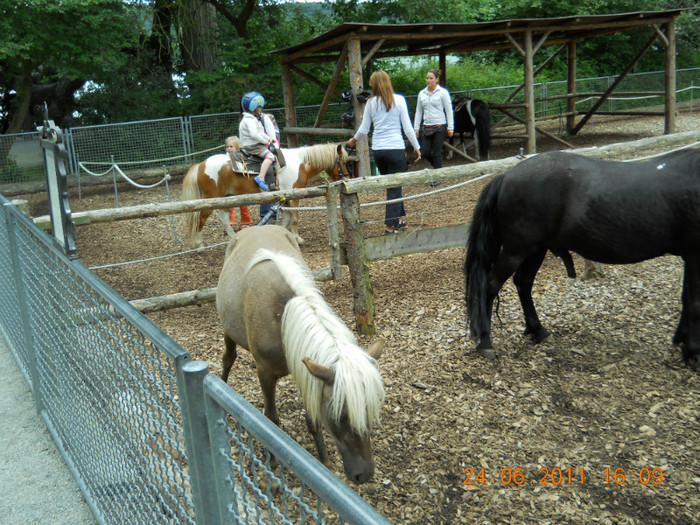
272, 9, 685, 177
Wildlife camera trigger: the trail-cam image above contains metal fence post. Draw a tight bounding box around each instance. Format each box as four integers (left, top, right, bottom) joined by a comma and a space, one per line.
203, 383, 238, 524
3, 204, 42, 411
178, 360, 219, 525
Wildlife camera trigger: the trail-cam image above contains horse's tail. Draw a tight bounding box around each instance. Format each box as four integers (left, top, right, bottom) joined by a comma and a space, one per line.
181, 164, 203, 247
464, 173, 504, 340
474, 101, 491, 160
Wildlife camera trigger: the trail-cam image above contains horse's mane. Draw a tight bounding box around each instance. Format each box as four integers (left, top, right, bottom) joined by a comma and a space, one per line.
301, 143, 346, 171
247, 248, 384, 435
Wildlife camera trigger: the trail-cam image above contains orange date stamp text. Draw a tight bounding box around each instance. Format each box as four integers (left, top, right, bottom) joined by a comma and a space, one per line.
462, 467, 664, 486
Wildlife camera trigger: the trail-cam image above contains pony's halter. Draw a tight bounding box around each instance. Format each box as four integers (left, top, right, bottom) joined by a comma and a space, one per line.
336, 149, 351, 178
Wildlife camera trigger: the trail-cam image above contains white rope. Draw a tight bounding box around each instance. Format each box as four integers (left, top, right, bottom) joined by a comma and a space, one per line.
89, 240, 228, 270
359, 172, 495, 208
77, 160, 171, 188
77, 162, 114, 177
112, 164, 172, 189
289, 173, 495, 212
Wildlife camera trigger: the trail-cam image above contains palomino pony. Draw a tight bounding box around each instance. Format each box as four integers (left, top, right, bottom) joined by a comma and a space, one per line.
216, 225, 385, 483
465, 149, 700, 369
449, 96, 491, 161
181, 143, 350, 248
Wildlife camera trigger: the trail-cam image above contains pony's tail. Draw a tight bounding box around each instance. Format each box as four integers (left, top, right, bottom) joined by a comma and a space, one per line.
181, 166, 203, 247
475, 102, 491, 160
464, 174, 504, 340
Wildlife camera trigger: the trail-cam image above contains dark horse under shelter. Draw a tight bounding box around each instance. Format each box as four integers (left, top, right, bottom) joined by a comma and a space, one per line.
450, 96, 491, 160
464, 148, 700, 369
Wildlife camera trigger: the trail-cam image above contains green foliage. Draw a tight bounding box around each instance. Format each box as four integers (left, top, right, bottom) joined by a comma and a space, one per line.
2, 0, 696, 127
325, 0, 496, 24
0, 0, 135, 130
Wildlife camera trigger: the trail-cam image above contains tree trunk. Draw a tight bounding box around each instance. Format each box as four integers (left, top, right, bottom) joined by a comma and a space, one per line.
6, 62, 33, 134
148, 0, 175, 73
181, 0, 219, 72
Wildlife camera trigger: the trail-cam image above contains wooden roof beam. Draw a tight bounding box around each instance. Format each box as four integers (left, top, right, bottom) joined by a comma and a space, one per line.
572, 31, 658, 134
362, 39, 385, 67
313, 43, 349, 129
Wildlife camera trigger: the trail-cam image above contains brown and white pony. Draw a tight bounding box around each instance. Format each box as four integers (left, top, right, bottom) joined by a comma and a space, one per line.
181, 143, 350, 248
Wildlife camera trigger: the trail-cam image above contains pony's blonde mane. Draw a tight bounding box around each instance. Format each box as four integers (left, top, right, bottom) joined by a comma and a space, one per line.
301, 143, 347, 172
247, 248, 384, 435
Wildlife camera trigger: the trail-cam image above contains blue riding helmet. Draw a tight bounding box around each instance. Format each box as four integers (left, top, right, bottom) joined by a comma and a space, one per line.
241, 91, 265, 112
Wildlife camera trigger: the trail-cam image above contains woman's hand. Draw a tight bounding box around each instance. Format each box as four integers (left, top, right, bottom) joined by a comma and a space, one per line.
413, 149, 421, 161
346, 137, 357, 148
447, 130, 454, 138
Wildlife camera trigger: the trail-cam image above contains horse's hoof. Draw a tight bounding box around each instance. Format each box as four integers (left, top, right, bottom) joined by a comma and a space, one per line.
526, 327, 551, 343
672, 332, 687, 346
534, 328, 551, 343
477, 347, 496, 360
682, 350, 700, 371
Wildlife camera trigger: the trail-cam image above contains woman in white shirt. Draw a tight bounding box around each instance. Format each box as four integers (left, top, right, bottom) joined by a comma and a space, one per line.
347, 71, 421, 234
413, 69, 454, 185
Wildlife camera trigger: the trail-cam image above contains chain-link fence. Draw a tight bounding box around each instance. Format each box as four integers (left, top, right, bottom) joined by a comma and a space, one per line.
1, 68, 698, 186
0, 195, 391, 524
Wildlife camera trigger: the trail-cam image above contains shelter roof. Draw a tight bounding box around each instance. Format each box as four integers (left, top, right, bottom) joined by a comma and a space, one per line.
272, 9, 685, 63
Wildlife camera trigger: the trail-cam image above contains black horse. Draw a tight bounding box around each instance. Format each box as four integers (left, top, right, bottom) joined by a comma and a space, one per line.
450, 96, 491, 160
464, 149, 700, 369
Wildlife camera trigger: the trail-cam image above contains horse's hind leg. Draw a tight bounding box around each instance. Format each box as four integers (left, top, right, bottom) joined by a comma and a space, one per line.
674, 262, 689, 347
679, 256, 700, 369
221, 334, 238, 383
513, 248, 550, 343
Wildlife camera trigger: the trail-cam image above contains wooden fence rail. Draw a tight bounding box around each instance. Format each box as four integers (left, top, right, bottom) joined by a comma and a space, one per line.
32, 128, 700, 333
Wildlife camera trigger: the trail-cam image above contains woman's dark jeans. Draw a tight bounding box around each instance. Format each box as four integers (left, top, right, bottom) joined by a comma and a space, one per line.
421, 125, 447, 168
372, 148, 407, 228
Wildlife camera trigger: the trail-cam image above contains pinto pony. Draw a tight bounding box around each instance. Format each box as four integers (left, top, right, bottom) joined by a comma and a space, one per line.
450, 96, 491, 161
277, 143, 350, 245
181, 143, 349, 248
181, 153, 261, 248
465, 149, 700, 369
216, 225, 385, 483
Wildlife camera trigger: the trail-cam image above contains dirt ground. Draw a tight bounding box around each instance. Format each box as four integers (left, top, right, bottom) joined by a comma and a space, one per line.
17, 111, 700, 524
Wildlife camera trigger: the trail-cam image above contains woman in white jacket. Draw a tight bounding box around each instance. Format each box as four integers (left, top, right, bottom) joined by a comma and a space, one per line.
413, 69, 454, 185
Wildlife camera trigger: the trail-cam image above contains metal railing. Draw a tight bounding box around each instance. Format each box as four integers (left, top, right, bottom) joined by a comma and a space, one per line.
1, 68, 697, 186
0, 194, 391, 524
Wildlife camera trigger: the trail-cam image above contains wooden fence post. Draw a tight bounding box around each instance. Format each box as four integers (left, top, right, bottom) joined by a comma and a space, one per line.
325, 184, 345, 280
338, 187, 375, 335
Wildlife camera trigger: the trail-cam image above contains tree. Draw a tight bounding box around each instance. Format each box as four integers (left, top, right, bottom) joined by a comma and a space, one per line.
0, 0, 131, 133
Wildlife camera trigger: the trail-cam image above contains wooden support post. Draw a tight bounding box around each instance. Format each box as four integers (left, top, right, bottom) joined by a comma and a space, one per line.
566, 40, 577, 135
325, 184, 344, 280
664, 20, 676, 134
347, 38, 370, 179
281, 64, 298, 147
524, 30, 536, 154
439, 52, 446, 86
339, 186, 375, 335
